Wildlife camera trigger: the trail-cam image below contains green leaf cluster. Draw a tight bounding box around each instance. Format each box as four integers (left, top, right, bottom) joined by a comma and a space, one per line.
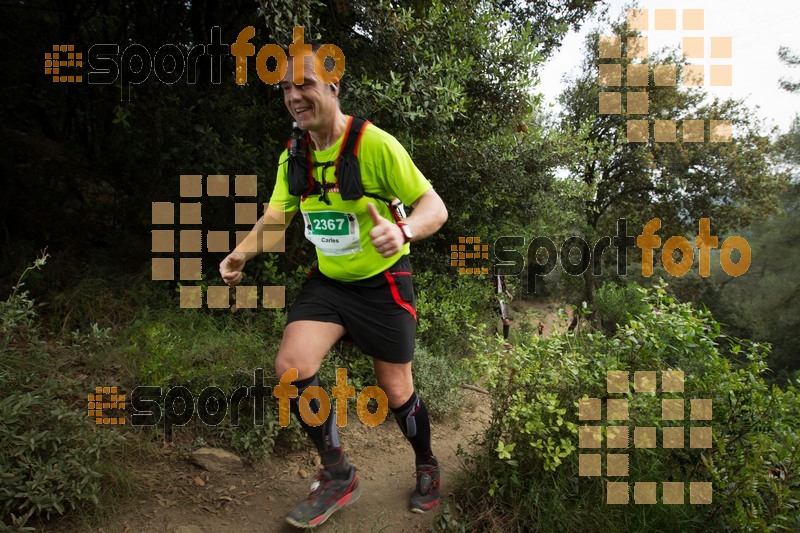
456, 283, 800, 531
1, 255, 125, 530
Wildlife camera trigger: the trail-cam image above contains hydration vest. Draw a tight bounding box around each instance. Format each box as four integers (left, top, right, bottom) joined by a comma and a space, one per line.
287, 116, 393, 207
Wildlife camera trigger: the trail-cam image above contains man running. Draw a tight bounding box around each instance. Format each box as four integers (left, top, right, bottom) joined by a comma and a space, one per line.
494, 273, 513, 342
219, 49, 448, 528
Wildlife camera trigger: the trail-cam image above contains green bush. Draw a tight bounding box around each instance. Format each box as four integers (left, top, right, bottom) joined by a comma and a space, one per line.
592, 281, 650, 334
507, 306, 544, 345
0, 382, 124, 529
415, 270, 491, 355
119, 305, 307, 459
124, 306, 285, 388
1, 254, 125, 530
452, 283, 800, 531
411, 347, 467, 420
0, 253, 48, 340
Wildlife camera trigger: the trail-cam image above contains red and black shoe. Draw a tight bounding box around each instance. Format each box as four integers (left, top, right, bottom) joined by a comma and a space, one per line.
285, 467, 361, 528
410, 463, 441, 513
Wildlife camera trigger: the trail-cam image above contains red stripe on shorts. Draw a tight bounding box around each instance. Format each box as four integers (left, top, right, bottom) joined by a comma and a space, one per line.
383, 271, 417, 321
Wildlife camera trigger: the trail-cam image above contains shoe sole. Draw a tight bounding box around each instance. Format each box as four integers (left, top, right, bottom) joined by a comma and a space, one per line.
285, 481, 362, 529
409, 499, 440, 514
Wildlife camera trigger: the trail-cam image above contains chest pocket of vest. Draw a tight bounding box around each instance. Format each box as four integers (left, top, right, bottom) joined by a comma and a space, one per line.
336, 153, 364, 200
288, 152, 312, 197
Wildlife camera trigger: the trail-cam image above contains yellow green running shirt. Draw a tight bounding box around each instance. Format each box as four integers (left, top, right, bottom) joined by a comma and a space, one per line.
268, 118, 432, 282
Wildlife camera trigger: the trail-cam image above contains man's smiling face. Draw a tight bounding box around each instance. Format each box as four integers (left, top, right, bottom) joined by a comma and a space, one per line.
279, 56, 339, 134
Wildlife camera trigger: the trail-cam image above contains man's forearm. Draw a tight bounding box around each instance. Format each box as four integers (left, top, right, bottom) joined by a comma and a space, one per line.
233, 207, 295, 261
405, 189, 448, 242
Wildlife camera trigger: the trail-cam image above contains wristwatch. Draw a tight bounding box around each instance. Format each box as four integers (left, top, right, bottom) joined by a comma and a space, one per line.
397, 222, 413, 243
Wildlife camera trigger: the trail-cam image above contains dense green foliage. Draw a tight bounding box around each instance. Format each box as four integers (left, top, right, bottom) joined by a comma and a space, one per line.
699, 115, 800, 380
3, 1, 799, 530
592, 281, 649, 334
1, 257, 126, 530
448, 284, 799, 532
557, 23, 786, 304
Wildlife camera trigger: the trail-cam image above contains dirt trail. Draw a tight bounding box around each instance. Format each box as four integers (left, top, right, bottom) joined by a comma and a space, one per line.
59, 302, 564, 533
511, 300, 576, 338
99, 389, 489, 533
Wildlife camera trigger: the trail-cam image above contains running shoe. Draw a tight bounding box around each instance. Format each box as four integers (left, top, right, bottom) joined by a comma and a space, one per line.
285, 467, 361, 528
410, 463, 441, 513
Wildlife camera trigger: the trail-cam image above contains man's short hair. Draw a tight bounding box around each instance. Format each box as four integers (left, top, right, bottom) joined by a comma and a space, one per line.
285, 42, 341, 87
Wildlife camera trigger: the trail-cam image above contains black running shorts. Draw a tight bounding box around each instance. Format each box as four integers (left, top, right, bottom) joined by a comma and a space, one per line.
286, 256, 417, 363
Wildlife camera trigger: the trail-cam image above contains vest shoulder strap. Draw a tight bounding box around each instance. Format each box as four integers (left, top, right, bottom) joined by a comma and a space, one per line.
287, 116, 392, 205
337, 116, 369, 161
335, 116, 374, 201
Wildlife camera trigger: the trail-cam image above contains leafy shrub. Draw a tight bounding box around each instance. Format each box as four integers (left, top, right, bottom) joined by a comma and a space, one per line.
506, 306, 544, 345
0, 381, 124, 529
1, 254, 124, 530
452, 283, 800, 531
411, 347, 467, 420
125, 308, 285, 389
415, 270, 490, 355
121, 306, 308, 458
592, 281, 649, 334
0, 253, 48, 339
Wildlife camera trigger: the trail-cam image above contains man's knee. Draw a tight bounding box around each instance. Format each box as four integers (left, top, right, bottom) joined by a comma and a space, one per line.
379, 375, 414, 409
275, 353, 313, 381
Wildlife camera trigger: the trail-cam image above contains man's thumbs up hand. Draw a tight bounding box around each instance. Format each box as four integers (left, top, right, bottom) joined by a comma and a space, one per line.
367, 203, 404, 258
366, 202, 385, 227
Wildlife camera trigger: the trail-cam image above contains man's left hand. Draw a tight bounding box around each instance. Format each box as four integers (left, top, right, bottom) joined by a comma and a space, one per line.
367, 203, 404, 258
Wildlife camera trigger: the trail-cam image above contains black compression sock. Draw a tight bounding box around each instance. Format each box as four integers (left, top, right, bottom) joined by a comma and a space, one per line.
503, 324, 510, 339
391, 392, 435, 466
289, 374, 351, 478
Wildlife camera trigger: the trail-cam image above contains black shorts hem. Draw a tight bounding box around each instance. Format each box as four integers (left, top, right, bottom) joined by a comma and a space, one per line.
286, 257, 416, 364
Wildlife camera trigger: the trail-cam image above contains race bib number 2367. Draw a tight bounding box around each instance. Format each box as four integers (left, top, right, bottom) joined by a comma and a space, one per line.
302, 211, 361, 256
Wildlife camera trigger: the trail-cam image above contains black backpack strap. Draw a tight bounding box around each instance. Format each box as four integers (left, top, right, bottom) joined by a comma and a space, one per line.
288, 116, 395, 207
287, 132, 316, 199
339, 116, 368, 158
336, 116, 368, 201
363, 191, 393, 204
337, 117, 399, 217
